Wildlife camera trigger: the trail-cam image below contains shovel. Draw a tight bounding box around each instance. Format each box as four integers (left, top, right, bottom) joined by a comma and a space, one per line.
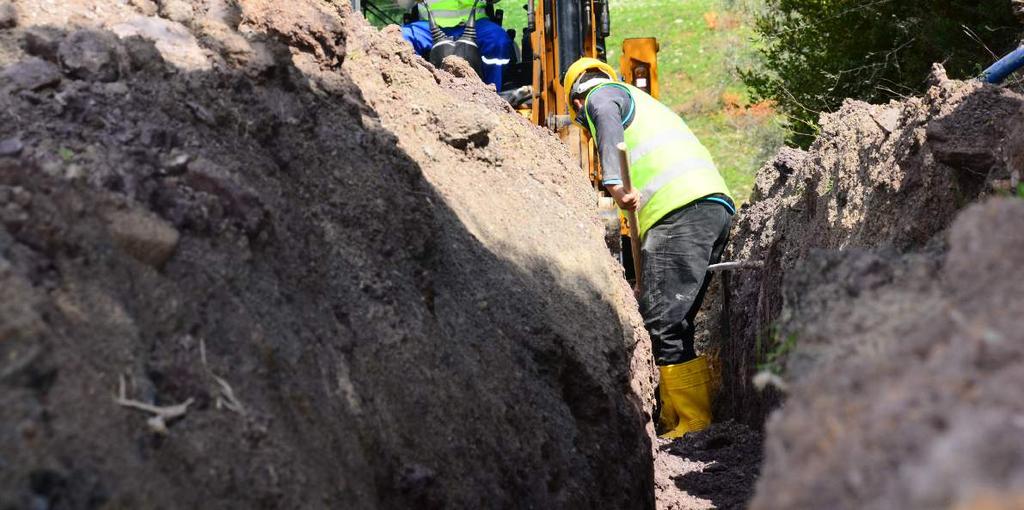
617, 142, 643, 294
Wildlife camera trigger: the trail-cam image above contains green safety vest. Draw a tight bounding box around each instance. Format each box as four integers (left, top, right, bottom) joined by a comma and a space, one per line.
419, 0, 490, 27
585, 83, 732, 240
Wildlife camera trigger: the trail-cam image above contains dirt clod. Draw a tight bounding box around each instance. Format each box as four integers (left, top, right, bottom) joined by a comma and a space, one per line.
0, 1, 17, 29
58, 29, 124, 82
0, 137, 23, 157
22, 27, 63, 61
159, 0, 195, 24
104, 207, 181, 268
1, 57, 61, 91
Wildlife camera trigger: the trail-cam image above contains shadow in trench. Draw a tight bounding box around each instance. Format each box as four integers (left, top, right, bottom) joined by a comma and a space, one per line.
665, 421, 763, 510
0, 13, 654, 510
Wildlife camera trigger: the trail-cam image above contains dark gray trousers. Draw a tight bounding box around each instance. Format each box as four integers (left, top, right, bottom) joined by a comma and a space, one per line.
639, 200, 732, 366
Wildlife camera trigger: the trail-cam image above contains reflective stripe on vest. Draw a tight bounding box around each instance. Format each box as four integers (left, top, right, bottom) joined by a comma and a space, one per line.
418, 0, 487, 27
628, 130, 699, 165
635, 157, 717, 210
584, 82, 731, 240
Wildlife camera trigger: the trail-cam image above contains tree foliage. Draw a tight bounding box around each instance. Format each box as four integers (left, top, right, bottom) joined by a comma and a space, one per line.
745, 0, 1020, 146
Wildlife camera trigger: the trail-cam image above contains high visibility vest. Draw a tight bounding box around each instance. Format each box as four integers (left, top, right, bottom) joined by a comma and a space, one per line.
585, 83, 732, 240
418, 0, 489, 27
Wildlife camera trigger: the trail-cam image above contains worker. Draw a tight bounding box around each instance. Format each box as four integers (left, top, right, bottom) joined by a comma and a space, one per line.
398, 0, 514, 90
564, 58, 735, 439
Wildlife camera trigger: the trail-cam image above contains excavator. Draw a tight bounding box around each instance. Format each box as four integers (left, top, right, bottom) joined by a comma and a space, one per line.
357, 0, 659, 272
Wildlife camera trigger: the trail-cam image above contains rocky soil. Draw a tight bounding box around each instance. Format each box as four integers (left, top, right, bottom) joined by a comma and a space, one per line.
712, 70, 1024, 508
0, 0, 661, 508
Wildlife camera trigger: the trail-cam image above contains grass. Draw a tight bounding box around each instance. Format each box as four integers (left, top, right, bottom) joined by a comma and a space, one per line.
755, 327, 797, 375
604, 0, 783, 203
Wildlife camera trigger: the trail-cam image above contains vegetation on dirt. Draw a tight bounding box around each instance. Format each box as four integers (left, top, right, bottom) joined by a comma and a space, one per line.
745, 0, 1021, 146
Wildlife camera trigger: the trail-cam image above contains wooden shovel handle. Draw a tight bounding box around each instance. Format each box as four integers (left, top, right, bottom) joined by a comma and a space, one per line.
616, 143, 643, 293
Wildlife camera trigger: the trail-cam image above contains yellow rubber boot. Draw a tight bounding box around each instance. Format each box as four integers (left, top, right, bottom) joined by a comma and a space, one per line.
657, 356, 712, 439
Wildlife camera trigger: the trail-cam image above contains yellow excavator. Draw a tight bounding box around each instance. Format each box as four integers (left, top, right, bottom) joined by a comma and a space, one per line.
509, 0, 659, 269
357, 0, 659, 270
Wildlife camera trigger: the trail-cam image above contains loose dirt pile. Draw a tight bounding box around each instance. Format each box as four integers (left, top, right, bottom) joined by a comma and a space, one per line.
0, 1, 658, 508
654, 421, 763, 510
713, 70, 1024, 508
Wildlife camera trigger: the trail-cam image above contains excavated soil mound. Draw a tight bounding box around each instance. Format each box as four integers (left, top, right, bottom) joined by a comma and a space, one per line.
0, 1, 657, 508
713, 72, 1024, 508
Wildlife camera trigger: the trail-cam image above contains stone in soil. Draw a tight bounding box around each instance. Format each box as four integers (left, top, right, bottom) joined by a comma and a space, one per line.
104, 208, 181, 268
0, 1, 17, 29
22, 27, 64, 61
0, 138, 24, 157
58, 29, 123, 82
1, 57, 62, 91
159, 0, 195, 24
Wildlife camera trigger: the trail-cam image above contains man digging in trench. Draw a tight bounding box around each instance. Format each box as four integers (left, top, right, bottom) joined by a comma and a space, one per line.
564, 58, 735, 439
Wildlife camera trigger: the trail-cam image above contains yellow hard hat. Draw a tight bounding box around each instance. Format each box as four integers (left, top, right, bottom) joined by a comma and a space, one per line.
563, 57, 618, 122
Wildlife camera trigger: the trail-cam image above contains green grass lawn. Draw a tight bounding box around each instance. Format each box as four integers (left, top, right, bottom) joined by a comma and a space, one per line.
604, 0, 783, 203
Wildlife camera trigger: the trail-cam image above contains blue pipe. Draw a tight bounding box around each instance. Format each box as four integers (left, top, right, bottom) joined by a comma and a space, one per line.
982, 46, 1024, 84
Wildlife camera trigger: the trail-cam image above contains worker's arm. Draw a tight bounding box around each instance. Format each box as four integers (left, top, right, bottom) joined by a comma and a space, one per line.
585, 87, 638, 210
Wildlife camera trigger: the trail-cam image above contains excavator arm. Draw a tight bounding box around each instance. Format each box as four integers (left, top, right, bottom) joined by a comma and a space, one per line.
521, 0, 657, 270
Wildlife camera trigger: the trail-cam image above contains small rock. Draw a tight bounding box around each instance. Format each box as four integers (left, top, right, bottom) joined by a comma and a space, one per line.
438, 108, 499, 150
161, 151, 191, 174
58, 29, 123, 83
0, 138, 24, 157
159, 0, 194, 24
926, 63, 949, 87
1, 57, 62, 91
22, 27, 64, 61
121, 34, 166, 74
101, 81, 130, 96
105, 208, 181, 268
0, 1, 17, 29
871, 108, 900, 134
440, 55, 479, 79
64, 164, 85, 180
130, 0, 159, 16
111, 16, 210, 71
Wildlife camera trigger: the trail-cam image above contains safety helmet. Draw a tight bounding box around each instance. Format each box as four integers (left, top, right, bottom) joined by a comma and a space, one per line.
563, 57, 618, 122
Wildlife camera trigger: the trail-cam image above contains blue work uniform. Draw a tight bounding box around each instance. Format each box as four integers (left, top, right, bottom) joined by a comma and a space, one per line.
401, 19, 513, 90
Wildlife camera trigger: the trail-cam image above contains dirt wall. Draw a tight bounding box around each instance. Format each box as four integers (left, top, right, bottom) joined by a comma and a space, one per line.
714, 69, 1024, 508
0, 1, 657, 508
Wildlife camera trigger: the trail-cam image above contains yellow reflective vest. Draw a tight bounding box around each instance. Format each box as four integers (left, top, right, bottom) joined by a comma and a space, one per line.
584, 83, 732, 240
419, 0, 490, 27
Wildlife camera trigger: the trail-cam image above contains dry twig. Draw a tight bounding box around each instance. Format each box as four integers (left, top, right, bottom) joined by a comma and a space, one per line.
114, 375, 194, 434
213, 375, 246, 415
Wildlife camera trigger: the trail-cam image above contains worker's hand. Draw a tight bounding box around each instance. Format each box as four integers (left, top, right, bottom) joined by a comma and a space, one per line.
608, 184, 639, 211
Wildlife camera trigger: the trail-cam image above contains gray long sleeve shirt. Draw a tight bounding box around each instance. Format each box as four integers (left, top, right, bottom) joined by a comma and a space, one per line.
576, 85, 635, 187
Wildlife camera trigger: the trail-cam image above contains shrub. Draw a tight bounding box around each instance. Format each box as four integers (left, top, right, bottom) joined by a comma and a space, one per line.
745, 0, 1021, 146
